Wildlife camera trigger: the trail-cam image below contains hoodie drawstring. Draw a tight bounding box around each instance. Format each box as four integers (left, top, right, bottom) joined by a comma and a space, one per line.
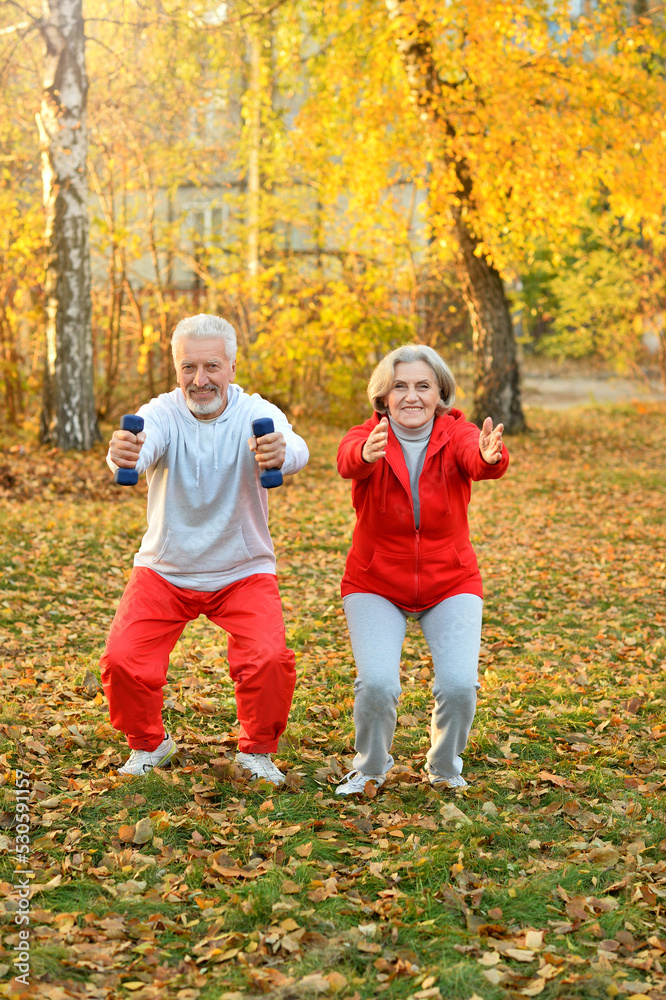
195, 421, 201, 488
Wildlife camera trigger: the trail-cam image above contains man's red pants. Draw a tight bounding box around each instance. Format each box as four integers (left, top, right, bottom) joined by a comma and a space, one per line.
100, 568, 296, 752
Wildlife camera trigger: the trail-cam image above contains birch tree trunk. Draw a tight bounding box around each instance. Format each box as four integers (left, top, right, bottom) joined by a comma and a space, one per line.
38, 0, 99, 449
385, 0, 526, 431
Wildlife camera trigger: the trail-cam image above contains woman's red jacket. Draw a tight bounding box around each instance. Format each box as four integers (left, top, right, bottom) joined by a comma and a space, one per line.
337, 409, 509, 612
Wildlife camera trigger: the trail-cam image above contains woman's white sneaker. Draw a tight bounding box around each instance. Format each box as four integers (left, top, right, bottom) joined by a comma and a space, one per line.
118, 734, 176, 776
235, 752, 285, 785
428, 772, 467, 790
336, 769, 386, 796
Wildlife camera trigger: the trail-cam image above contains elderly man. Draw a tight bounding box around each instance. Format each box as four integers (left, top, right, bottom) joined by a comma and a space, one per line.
101, 314, 309, 783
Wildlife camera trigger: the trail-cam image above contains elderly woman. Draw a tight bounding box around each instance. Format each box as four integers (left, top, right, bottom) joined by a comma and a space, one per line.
335, 344, 509, 795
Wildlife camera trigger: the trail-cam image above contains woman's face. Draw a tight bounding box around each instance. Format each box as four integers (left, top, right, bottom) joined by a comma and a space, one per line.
385, 360, 441, 429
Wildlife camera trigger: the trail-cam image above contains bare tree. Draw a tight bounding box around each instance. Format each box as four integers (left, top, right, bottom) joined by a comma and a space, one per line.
37, 0, 98, 449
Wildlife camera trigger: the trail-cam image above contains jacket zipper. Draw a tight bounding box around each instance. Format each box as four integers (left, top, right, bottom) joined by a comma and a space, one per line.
414, 529, 420, 607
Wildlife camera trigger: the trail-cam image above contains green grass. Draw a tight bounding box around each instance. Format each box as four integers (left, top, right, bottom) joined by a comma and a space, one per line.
0, 405, 664, 999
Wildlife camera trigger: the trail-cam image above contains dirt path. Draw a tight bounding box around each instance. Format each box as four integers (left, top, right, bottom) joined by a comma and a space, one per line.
521, 372, 666, 409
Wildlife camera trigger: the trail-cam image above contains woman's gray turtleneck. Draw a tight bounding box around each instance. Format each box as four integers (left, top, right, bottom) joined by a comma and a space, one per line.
388, 416, 434, 529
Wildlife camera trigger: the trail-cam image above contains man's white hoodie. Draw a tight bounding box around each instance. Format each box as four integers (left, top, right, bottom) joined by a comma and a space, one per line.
107, 384, 309, 591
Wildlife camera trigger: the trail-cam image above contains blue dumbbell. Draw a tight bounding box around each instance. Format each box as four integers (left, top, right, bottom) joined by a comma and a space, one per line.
113, 414, 144, 486
252, 418, 283, 489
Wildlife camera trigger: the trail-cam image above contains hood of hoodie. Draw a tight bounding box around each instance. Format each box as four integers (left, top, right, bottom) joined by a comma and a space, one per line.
148, 384, 244, 489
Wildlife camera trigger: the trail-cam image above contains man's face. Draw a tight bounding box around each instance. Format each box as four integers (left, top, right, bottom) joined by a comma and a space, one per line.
174, 337, 237, 420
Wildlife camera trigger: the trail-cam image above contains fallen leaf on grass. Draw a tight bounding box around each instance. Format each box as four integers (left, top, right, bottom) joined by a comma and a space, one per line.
190, 697, 217, 715
326, 971, 347, 992
564, 809, 606, 831
564, 893, 619, 920
398, 714, 419, 727
209, 947, 240, 963
520, 977, 546, 996
132, 817, 152, 845
538, 771, 574, 789
647, 936, 666, 952
273, 824, 302, 838
116, 880, 147, 897
294, 973, 330, 994
504, 947, 536, 961
483, 967, 510, 985
564, 897, 588, 921
67, 724, 87, 748
524, 930, 545, 949
283, 770, 305, 791
587, 844, 620, 865
210, 862, 269, 881
31, 873, 62, 894
364, 779, 378, 798
440, 802, 472, 825
163, 698, 186, 712
357, 940, 382, 954
308, 876, 338, 902
194, 897, 218, 910
246, 968, 294, 991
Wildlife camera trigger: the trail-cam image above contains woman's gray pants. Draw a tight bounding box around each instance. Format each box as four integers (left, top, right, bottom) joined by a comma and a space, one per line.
343, 591, 483, 779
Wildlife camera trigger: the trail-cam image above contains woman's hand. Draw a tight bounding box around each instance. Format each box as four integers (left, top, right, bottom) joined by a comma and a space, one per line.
479, 417, 504, 464
362, 418, 389, 463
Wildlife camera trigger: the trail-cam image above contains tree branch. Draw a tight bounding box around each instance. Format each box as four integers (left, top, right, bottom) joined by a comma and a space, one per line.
0, 21, 31, 36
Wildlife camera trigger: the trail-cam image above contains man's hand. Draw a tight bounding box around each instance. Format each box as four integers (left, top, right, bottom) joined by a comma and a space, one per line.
479, 417, 504, 464
249, 430, 286, 470
362, 417, 389, 463
109, 428, 146, 468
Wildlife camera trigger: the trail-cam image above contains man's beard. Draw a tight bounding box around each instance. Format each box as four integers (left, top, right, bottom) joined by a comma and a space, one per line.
185, 385, 223, 416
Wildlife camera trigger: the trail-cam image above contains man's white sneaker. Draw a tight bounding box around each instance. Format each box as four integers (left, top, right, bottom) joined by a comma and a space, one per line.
428, 772, 467, 790
336, 769, 386, 796
118, 734, 176, 776
235, 752, 285, 785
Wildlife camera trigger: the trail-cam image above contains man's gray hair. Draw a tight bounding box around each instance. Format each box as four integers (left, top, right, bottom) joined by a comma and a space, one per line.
367, 344, 456, 414
171, 314, 238, 363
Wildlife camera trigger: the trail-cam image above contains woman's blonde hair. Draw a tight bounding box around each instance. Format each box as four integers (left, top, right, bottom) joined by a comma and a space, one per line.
367, 344, 456, 414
